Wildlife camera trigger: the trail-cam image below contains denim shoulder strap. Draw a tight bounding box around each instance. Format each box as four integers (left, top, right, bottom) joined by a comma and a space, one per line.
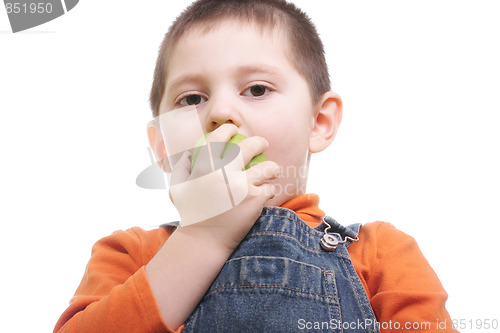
316, 216, 361, 248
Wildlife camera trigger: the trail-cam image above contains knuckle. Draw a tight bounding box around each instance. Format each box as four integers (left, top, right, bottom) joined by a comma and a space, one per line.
247, 185, 260, 197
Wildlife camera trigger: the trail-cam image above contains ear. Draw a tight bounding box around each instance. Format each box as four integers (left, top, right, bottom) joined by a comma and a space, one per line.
309, 91, 343, 153
147, 120, 172, 173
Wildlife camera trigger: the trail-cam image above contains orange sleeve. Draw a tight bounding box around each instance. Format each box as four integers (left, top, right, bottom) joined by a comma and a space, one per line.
53, 227, 182, 333
348, 222, 458, 333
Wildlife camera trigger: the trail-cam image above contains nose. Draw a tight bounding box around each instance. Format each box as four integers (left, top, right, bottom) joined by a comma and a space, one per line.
204, 93, 242, 132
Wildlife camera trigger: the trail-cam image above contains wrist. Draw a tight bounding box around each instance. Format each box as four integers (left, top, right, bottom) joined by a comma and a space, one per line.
174, 223, 236, 258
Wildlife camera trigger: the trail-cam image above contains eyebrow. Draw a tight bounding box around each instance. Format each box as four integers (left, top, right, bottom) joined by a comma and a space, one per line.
166, 74, 205, 93
166, 64, 283, 92
234, 64, 282, 77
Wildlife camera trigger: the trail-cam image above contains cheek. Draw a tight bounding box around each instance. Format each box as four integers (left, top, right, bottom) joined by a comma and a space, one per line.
248, 98, 313, 165
264, 130, 310, 169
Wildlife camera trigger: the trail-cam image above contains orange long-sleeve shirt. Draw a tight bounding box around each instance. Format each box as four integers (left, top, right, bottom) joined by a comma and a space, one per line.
54, 194, 457, 332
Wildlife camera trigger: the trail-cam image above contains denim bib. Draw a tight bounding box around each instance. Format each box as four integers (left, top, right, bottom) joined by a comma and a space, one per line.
163, 207, 380, 332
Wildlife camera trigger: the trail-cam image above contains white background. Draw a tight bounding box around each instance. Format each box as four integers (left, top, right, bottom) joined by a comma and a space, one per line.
1, 1, 499, 332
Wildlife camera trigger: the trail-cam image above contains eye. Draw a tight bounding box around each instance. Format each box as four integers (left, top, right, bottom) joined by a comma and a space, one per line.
242, 84, 272, 97
178, 94, 207, 106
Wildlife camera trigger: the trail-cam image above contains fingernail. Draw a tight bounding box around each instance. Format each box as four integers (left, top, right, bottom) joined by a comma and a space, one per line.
274, 166, 281, 177
264, 139, 270, 148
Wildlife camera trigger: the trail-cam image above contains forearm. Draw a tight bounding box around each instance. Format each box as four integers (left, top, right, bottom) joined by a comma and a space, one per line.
54, 266, 168, 333
145, 226, 233, 330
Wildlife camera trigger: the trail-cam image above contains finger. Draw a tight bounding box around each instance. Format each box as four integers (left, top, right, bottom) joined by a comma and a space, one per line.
246, 161, 281, 185
205, 124, 239, 159
190, 145, 215, 177
236, 136, 269, 167
249, 183, 277, 204
262, 183, 277, 201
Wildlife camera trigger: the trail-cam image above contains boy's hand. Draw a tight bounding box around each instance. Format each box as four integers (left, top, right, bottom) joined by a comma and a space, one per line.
169, 123, 280, 252
147, 128, 279, 329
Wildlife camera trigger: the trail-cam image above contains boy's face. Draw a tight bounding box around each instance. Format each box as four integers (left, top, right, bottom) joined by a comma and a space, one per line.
157, 20, 335, 206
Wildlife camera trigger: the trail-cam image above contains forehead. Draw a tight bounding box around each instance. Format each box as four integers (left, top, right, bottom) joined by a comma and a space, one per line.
166, 19, 293, 77
186, 16, 286, 40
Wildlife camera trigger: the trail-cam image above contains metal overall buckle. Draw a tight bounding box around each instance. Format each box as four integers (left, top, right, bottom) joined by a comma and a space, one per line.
320, 217, 359, 251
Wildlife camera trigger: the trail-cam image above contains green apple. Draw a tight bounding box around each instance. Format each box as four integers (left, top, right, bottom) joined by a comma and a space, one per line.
191, 132, 267, 170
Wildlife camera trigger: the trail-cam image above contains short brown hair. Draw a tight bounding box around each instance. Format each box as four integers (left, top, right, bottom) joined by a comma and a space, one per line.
149, 0, 330, 117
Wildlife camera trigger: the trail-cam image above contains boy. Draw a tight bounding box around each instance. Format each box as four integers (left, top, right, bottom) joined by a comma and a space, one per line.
54, 0, 457, 332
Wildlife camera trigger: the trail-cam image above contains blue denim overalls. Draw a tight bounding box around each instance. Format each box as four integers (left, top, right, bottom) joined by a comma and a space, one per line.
162, 206, 380, 332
